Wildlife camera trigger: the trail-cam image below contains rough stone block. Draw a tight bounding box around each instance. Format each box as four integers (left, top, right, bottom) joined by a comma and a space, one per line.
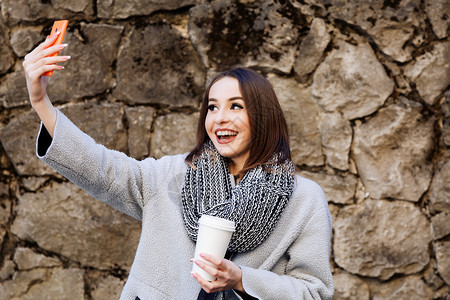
113, 22, 205, 107
333, 272, 369, 300
11, 182, 141, 269
47, 23, 124, 103
10, 26, 43, 57
435, 240, 450, 285
268, 74, 324, 166
425, 0, 450, 39
319, 112, 351, 170
369, 276, 433, 300
150, 112, 199, 158
404, 42, 450, 105
97, 0, 199, 19
189, 0, 301, 73
334, 199, 431, 279
125, 106, 155, 159
0, 33, 15, 75
352, 99, 434, 201
294, 18, 330, 82
312, 42, 394, 120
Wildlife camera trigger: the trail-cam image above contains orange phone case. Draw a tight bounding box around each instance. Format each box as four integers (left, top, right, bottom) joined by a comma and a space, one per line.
43, 20, 69, 76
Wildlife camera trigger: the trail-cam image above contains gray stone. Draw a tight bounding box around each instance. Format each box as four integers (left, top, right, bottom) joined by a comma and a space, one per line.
0, 33, 15, 75
0, 197, 11, 227
189, 0, 301, 73
404, 42, 450, 105
90, 272, 125, 300
0, 110, 54, 176
97, 0, 199, 19
435, 240, 450, 285
0, 63, 29, 108
1, 0, 93, 25
370, 276, 433, 300
14, 247, 62, 270
300, 171, 357, 205
11, 182, 141, 270
334, 199, 431, 280
47, 23, 123, 103
294, 18, 330, 82
114, 23, 205, 107
311, 41, 394, 120
352, 99, 434, 201
431, 212, 450, 240
425, 0, 450, 39
150, 112, 199, 158
60, 103, 128, 153
268, 74, 324, 166
319, 112, 352, 170
125, 106, 155, 159
429, 161, 450, 214
10, 26, 43, 57
333, 272, 370, 300
52, 0, 92, 12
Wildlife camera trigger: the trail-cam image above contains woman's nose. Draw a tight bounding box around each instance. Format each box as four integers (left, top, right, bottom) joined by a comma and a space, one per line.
215, 108, 230, 124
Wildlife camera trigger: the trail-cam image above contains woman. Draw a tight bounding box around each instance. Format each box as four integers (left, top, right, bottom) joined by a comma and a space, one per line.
23, 32, 334, 299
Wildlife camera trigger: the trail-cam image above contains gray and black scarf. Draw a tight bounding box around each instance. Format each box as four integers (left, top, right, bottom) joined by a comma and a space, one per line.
181, 142, 295, 253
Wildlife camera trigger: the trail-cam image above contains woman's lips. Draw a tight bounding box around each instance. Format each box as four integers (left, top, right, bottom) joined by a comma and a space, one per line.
215, 129, 238, 144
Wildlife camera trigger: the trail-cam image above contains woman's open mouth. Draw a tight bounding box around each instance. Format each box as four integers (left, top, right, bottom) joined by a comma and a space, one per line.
215, 129, 238, 144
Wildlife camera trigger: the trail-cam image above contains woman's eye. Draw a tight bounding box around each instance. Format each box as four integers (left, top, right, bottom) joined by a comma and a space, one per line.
207, 105, 217, 111
231, 103, 244, 110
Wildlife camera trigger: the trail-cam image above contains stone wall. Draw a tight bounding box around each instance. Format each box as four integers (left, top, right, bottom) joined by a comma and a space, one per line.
0, 0, 448, 299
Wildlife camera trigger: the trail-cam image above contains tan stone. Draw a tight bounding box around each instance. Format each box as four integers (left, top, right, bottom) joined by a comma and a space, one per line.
90, 272, 125, 300
431, 212, 450, 240
294, 18, 330, 82
425, 0, 450, 39
0, 268, 84, 300
404, 42, 450, 105
333, 272, 369, 300
429, 161, 450, 213
125, 106, 155, 159
352, 99, 434, 201
268, 74, 324, 166
150, 112, 199, 158
11, 182, 141, 270
114, 23, 205, 107
300, 171, 357, 205
14, 247, 62, 270
311, 41, 394, 120
0, 33, 14, 74
369, 276, 433, 300
435, 240, 450, 285
334, 199, 431, 279
319, 112, 352, 170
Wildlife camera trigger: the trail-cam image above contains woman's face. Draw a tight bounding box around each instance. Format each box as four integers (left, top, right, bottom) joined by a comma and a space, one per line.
205, 77, 251, 173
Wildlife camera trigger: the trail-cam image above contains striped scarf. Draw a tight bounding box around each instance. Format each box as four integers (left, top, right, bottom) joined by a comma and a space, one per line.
181, 142, 295, 253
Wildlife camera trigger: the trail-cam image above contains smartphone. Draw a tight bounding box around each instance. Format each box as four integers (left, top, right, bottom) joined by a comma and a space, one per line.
43, 20, 69, 76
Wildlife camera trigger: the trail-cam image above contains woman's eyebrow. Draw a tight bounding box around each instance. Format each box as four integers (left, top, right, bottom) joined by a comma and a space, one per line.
208, 96, 244, 102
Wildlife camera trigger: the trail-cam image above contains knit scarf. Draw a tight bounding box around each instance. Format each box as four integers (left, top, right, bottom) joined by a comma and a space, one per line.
181, 142, 295, 253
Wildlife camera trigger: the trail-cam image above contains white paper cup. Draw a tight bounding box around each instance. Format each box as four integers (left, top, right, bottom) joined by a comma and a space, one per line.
192, 215, 235, 281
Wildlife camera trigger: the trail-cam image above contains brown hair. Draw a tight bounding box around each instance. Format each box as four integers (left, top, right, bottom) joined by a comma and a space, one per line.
186, 68, 291, 174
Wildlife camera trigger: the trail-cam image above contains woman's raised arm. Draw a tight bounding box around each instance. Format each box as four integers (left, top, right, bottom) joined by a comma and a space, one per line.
23, 31, 70, 137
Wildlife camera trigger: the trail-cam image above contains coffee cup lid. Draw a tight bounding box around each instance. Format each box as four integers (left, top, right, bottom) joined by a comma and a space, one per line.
199, 215, 235, 232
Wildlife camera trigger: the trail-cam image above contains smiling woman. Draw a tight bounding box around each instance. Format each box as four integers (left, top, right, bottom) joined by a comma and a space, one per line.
23, 34, 333, 299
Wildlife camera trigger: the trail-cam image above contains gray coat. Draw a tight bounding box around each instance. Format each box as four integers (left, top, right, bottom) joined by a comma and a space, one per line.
37, 110, 334, 299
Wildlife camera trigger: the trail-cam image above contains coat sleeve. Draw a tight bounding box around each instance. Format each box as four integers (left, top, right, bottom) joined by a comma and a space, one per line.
239, 180, 334, 299
36, 109, 175, 220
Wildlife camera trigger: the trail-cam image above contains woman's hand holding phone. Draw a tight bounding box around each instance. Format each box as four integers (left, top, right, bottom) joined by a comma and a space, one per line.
23, 22, 70, 137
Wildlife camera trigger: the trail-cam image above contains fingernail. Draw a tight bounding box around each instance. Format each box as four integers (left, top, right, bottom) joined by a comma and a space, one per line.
63, 56, 71, 60
59, 44, 68, 49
